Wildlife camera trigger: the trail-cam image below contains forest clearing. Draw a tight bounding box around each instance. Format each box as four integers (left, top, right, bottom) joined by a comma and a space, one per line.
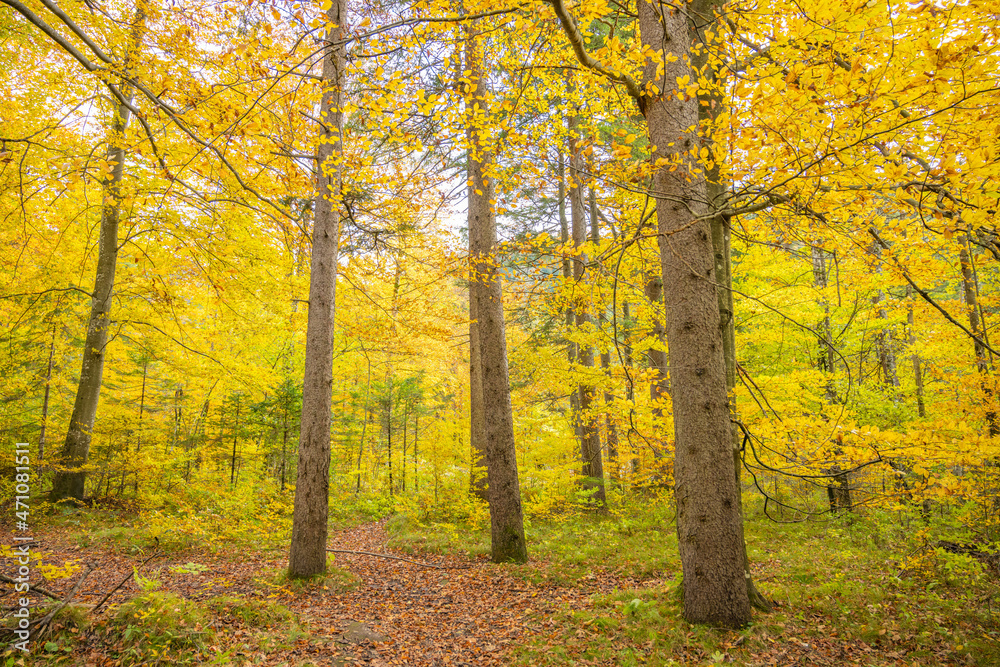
3, 0, 1000, 664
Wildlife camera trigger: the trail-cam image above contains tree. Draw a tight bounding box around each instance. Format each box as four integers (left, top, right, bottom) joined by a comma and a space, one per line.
288, 0, 347, 578
465, 26, 528, 564
50, 6, 146, 502
551, 0, 752, 625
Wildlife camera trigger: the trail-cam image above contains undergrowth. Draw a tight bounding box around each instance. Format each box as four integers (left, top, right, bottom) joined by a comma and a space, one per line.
386, 492, 1000, 666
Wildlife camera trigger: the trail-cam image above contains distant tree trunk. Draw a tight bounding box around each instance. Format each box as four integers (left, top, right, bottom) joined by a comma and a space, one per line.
558, 152, 581, 439
281, 399, 289, 491
466, 28, 527, 564
289, 0, 346, 578
134, 358, 147, 494
230, 396, 240, 487
623, 300, 638, 476
638, 0, 750, 626
906, 288, 926, 418
51, 10, 145, 503
469, 237, 488, 501
959, 238, 998, 435
386, 376, 394, 497
811, 245, 853, 512
591, 188, 620, 480
645, 273, 668, 470
568, 108, 605, 507
868, 240, 899, 388
38, 321, 56, 461
811, 246, 838, 403
414, 413, 419, 492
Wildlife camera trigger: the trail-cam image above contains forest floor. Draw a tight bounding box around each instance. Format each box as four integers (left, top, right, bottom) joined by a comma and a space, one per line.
2, 506, 999, 666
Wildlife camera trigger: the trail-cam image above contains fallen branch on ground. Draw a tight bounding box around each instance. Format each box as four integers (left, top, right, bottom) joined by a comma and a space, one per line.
91, 550, 162, 614
0, 573, 61, 601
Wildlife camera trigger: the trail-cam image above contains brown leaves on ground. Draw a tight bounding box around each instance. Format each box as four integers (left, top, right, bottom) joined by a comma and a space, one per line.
2, 521, 988, 666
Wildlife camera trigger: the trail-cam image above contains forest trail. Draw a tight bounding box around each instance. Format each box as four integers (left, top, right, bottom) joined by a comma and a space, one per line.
3, 520, 664, 666
282, 519, 679, 665
4, 519, 971, 665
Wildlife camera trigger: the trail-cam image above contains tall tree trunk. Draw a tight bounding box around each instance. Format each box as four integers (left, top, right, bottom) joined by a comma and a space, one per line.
51, 9, 145, 503
230, 396, 240, 486
638, 0, 750, 626
811, 246, 838, 403
289, 0, 346, 578
959, 238, 998, 435
469, 232, 488, 501
134, 358, 147, 495
39, 321, 56, 461
906, 288, 926, 418
645, 273, 668, 473
558, 152, 581, 439
466, 28, 527, 564
868, 240, 899, 388
708, 177, 771, 612
568, 107, 605, 507
591, 188, 620, 481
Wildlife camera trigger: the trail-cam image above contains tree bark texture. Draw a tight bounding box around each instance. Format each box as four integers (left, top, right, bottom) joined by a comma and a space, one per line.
568, 109, 605, 507
591, 188, 621, 479
959, 239, 998, 435
468, 169, 487, 502
639, 0, 751, 627
51, 10, 145, 502
466, 30, 528, 563
288, 0, 346, 578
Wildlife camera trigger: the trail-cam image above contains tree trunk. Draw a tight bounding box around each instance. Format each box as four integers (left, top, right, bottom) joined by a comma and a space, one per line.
39, 321, 56, 461
591, 188, 620, 481
959, 238, 998, 435
569, 108, 605, 507
289, 0, 346, 578
469, 240, 488, 501
906, 288, 926, 418
134, 358, 147, 495
638, 0, 750, 626
645, 273, 669, 476
558, 151, 582, 441
230, 396, 240, 487
51, 10, 145, 503
466, 28, 528, 564
811, 246, 838, 403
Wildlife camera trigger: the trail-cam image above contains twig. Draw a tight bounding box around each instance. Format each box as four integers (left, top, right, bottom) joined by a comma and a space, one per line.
0, 573, 61, 601
32, 564, 94, 639
327, 548, 470, 570
90, 551, 162, 615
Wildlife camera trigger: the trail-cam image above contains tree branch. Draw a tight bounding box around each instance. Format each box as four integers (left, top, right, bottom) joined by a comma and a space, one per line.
547, 0, 644, 109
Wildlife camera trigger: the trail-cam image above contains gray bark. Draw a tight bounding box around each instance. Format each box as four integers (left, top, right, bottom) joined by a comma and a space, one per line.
906, 288, 926, 418
959, 239, 998, 435
639, 0, 751, 626
466, 31, 527, 563
569, 109, 605, 507
591, 188, 620, 479
288, 0, 346, 578
811, 246, 838, 403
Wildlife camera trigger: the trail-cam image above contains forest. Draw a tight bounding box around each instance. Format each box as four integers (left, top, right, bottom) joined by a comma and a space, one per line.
1, 0, 999, 664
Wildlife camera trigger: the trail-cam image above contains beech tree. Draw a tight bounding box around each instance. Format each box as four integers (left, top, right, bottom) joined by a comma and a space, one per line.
465, 26, 528, 564
288, 0, 347, 578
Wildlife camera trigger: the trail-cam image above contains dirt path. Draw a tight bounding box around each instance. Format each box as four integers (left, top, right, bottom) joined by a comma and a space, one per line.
2, 521, 656, 666
284, 520, 649, 666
